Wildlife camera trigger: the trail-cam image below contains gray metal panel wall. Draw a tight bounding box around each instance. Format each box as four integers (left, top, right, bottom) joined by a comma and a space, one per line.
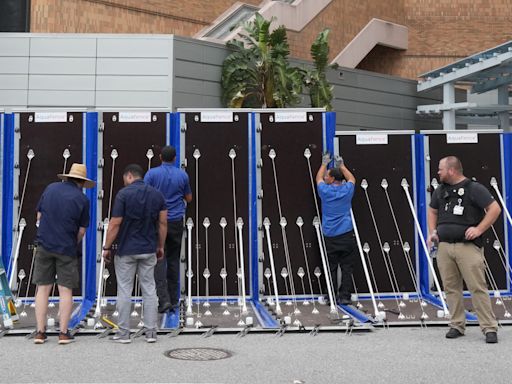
0, 33, 174, 108
172, 36, 445, 130
172, 36, 226, 110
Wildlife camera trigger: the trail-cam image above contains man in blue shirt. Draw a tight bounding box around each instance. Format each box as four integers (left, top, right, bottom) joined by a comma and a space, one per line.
33, 163, 94, 344
102, 164, 167, 343
144, 146, 192, 313
316, 153, 356, 305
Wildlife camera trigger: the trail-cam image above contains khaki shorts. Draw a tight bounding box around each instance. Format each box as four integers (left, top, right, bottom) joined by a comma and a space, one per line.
32, 246, 79, 289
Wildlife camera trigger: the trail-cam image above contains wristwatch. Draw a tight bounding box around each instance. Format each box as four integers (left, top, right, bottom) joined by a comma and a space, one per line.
102, 246, 112, 251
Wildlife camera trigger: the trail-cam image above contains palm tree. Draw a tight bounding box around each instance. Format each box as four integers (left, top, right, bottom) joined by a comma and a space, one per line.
221, 14, 304, 108
303, 29, 334, 111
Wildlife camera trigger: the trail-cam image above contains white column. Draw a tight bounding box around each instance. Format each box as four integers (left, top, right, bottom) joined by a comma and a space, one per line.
497, 84, 510, 132
442, 83, 456, 130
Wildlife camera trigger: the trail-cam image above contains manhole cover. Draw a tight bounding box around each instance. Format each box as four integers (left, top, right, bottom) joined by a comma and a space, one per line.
164, 348, 232, 361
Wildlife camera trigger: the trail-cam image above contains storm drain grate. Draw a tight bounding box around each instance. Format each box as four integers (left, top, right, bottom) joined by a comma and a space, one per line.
164, 348, 232, 361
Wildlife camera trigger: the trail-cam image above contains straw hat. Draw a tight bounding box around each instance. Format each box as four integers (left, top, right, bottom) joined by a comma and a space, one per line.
58, 163, 96, 189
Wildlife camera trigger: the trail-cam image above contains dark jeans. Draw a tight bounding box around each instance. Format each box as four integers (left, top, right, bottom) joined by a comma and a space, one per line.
324, 231, 356, 301
154, 220, 184, 306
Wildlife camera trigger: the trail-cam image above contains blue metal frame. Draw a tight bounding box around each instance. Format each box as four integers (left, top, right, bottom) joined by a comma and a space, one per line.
325, 112, 336, 155
414, 134, 430, 295
162, 112, 182, 329
70, 112, 98, 328
170, 112, 181, 167
250, 112, 258, 301
2, 114, 14, 270
504, 132, 512, 293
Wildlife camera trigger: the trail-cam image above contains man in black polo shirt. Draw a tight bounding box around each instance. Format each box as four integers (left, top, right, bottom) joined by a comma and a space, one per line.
428, 156, 501, 343
102, 164, 167, 344
33, 163, 95, 345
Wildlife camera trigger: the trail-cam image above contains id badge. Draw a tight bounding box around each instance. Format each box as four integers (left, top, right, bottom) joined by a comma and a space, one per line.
453, 205, 464, 215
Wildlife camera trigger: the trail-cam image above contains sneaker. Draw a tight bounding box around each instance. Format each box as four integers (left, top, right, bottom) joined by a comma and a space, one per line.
112, 331, 131, 344
158, 302, 172, 314
34, 331, 47, 344
58, 330, 75, 345
445, 328, 464, 339
145, 330, 157, 343
485, 331, 498, 344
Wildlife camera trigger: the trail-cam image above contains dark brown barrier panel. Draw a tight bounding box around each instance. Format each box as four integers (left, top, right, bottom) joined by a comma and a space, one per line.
337, 132, 416, 294
181, 111, 250, 298
101, 112, 167, 296
425, 131, 506, 290
17, 112, 84, 297
258, 111, 324, 296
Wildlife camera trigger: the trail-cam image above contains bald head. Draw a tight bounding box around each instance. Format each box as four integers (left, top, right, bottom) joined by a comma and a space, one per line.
442, 156, 463, 174
438, 156, 465, 184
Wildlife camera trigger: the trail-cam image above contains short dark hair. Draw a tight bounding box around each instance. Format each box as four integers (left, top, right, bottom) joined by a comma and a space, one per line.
328, 168, 344, 181
161, 145, 176, 162
123, 164, 144, 179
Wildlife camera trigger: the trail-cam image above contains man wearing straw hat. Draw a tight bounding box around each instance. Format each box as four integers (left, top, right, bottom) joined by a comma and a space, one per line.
33, 163, 95, 345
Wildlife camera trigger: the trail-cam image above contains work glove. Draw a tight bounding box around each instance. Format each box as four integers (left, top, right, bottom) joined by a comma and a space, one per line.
321, 152, 331, 166
334, 155, 344, 168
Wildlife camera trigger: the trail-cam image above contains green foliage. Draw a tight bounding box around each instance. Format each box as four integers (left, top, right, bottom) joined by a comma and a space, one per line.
221, 14, 304, 108
303, 28, 334, 111
221, 16, 334, 110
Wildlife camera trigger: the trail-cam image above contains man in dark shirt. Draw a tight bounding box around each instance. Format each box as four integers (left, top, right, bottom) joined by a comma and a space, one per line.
33, 163, 94, 344
102, 164, 167, 343
316, 153, 356, 305
144, 146, 192, 313
428, 156, 501, 343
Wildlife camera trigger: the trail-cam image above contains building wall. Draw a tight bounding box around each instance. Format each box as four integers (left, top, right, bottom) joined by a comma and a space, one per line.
27, 0, 512, 79
173, 36, 444, 131
30, 0, 261, 35
0, 33, 174, 108
0, 33, 443, 130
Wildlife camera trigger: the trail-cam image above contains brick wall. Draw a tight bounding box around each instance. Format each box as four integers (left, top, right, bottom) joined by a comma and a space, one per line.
30, 0, 512, 79
30, 0, 261, 34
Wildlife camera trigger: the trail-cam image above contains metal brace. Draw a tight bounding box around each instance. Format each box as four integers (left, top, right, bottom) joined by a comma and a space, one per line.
309, 325, 321, 336
97, 327, 114, 339
237, 325, 252, 338
202, 325, 218, 338
131, 327, 146, 339
168, 327, 183, 338
25, 329, 37, 340
0, 329, 9, 338
275, 324, 288, 337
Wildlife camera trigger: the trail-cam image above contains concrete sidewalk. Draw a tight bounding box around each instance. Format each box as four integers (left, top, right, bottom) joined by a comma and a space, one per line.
1, 326, 510, 384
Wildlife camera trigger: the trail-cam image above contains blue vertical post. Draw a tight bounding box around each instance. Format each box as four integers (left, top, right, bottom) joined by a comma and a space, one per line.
325, 112, 336, 154
163, 112, 182, 329
414, 133, 430, 295
2, 114, 14, 270
250, 112, 258, 301
170, 112, 181, 167
70, 112, 98, 328
503, 132, 512, 293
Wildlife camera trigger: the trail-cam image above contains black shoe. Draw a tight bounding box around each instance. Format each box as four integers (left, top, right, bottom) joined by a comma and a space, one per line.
158, 302, 172, 313
340, 297, 352, 306
485, 331, 498, 344
445, 328, 464, 339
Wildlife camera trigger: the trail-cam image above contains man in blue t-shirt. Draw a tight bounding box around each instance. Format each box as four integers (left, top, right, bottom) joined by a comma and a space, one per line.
102, 164, 167, 343
316, 153, 356, 305
33, 163, 95, 345
144, 146, 192, 313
